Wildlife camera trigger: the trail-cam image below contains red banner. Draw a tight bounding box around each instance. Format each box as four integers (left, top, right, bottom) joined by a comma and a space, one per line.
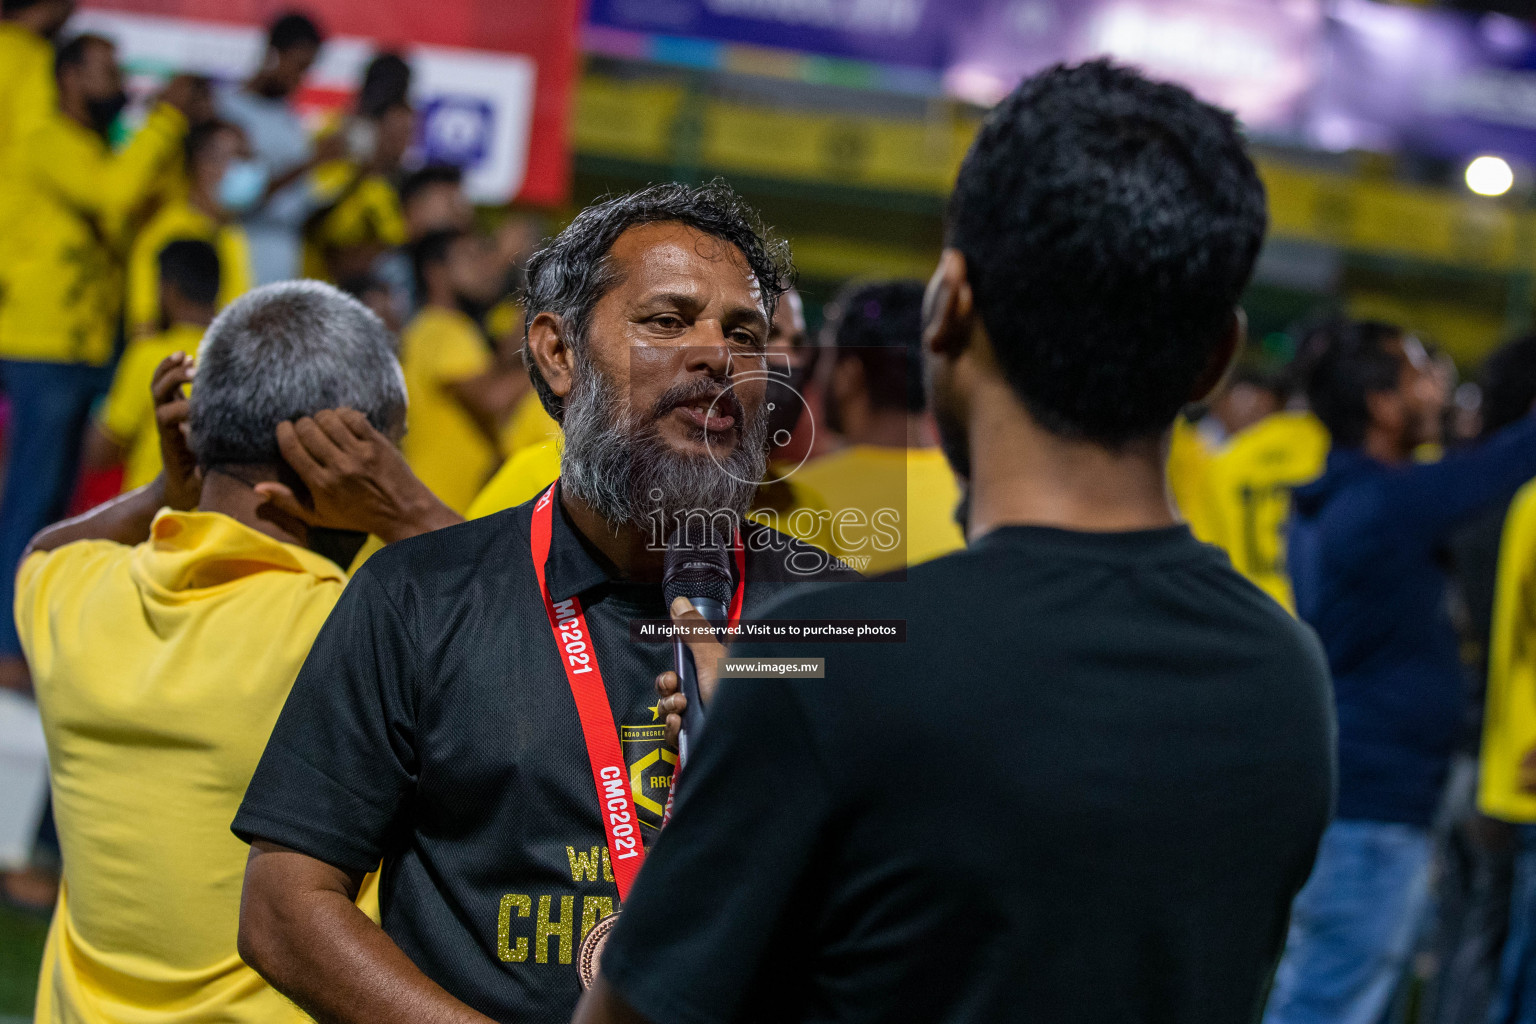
80, 0, 580, 204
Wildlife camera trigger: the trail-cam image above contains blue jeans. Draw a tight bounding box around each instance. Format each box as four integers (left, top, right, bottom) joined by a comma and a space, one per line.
1264, 819, 1434, 1024
0, 360, 111, 657
1489, 825, 1536, 1024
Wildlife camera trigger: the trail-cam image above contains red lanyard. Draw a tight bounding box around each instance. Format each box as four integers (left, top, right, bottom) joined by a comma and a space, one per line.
529, 483, 745, 899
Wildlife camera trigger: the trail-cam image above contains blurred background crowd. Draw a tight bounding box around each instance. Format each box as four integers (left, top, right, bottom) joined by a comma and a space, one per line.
11, 0, 1536, 1022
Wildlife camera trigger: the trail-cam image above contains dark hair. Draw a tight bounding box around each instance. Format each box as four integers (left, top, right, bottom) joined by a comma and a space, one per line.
522, 180, 793, 422
158, 239, 220, 308
1479, 334, 1536, 437
268, 11, 323, 53
1302, 319, 1406, 448
3, 0, 57, 14
824, 280, 926, 414
357, 52, 411, 119
399, 164, 463, 207
411, 227, 469, 297
54, 33, 109, 77
947, 60, 1266, 447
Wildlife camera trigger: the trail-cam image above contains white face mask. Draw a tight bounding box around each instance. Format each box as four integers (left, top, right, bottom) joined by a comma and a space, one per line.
218, 160, 269, 213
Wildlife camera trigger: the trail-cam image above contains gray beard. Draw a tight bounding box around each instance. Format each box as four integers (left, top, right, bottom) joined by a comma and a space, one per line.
560, 356, 767, 530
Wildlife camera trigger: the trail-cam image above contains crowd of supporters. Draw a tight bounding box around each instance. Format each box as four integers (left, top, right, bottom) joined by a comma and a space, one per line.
7, 1, 1536, 1022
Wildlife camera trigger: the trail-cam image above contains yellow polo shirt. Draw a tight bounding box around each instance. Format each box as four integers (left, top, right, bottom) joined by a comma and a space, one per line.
1480, 480, 1536, 824
126, 199, 252, 337
1205, 411, 1330, 611
500, 391, 560, 459
0, 104, 186, 365
794, 444, 964, 575
16, 510, 377, 1024
400, 306, 500, 514
96, 323, 204, 491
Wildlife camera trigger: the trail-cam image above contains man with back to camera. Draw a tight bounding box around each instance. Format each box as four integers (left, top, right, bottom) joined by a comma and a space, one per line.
573, 60, 1337, 1024
1267, 321, 1536, 1024
16, 280, 459, 1024
232, 181, 857, 1024
794, 279, 966, 573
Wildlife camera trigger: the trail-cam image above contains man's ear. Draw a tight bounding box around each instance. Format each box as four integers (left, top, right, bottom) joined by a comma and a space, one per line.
1190, 306, 1246, 405
922, 249, 975, 362
526, 311, 575, 403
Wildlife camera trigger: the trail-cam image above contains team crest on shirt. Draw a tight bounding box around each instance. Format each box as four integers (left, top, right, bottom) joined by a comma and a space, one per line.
621, 723, 676, 833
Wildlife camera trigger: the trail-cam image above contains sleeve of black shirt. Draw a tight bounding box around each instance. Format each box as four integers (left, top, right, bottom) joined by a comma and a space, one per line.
599, 659, 834, 1024
232, 562, 419, 873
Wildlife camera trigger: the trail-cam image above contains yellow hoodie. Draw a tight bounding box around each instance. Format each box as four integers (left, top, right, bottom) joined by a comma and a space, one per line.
0, 103, 186, 364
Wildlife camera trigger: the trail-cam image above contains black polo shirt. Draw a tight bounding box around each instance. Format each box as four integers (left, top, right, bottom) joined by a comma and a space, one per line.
232, 490, 855, 1023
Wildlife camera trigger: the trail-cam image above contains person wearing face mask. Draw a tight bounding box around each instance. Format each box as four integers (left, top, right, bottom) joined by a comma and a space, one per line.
0, 32, 207, 695
125, 120, 255, 338
217, 11, 344, 286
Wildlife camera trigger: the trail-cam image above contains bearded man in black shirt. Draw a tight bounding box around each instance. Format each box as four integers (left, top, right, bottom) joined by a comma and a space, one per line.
575, 61, 1337, 1024
232, 182, 852, 1024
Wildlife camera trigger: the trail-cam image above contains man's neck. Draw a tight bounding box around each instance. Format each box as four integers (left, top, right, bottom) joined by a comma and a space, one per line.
188, 185, 221, 221
846, 409, 929, 449
964, 373, 1178, 538
199, 470, 306, 547
560, 490, 666, 582
1362, 428, 1411, 465
59, 93, 90, 132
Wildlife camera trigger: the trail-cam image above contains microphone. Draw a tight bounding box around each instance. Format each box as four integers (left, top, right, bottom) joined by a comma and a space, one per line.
662, 529, 733, 762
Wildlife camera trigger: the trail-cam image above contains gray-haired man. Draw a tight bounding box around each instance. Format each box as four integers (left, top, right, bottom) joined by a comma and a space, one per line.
14, 281, 457, 1024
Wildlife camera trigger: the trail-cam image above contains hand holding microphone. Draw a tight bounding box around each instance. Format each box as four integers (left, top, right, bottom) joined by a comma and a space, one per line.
655, 596, 728, 752
659, 535, 734, 759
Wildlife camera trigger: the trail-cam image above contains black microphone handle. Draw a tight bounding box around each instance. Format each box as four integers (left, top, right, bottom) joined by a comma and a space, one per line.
674, 596, 728, 762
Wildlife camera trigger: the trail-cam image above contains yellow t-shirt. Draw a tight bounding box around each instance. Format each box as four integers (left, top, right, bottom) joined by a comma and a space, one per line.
0, 23, 55, 323
16, 510, 378, 1024
126, 200, 253, 337
302, 163, 407, 281
500, 391, 561, 460
793, 445, 964, 575
96, 323, 204, 491
0, 104, 187, 365
1480, 479, 1536, 823
468, 440, 562, 519
1167, 417, 1221, 545
400, 306, 500, 515
1205, 411, 1330, 611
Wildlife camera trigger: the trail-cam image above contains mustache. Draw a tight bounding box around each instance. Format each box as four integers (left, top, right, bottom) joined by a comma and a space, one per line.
647, 376, 746, 429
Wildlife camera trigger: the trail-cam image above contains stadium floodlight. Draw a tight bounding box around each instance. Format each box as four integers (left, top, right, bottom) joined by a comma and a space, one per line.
1466, 155, 1515, 197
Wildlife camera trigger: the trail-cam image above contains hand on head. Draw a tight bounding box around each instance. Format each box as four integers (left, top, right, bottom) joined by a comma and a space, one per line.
152, 352, 201, 511
255, 409, 462, 544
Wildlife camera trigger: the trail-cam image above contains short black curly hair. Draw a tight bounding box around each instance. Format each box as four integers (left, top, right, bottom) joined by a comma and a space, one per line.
522, 180, 794, 422
948, 60, 1267, 447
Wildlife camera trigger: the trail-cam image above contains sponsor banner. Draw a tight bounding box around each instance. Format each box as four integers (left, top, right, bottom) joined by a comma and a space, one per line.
76, 0, 578, 204
1308, 0, 1536, 164
587, 0, 950, 70
944, 0, 1324, 133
